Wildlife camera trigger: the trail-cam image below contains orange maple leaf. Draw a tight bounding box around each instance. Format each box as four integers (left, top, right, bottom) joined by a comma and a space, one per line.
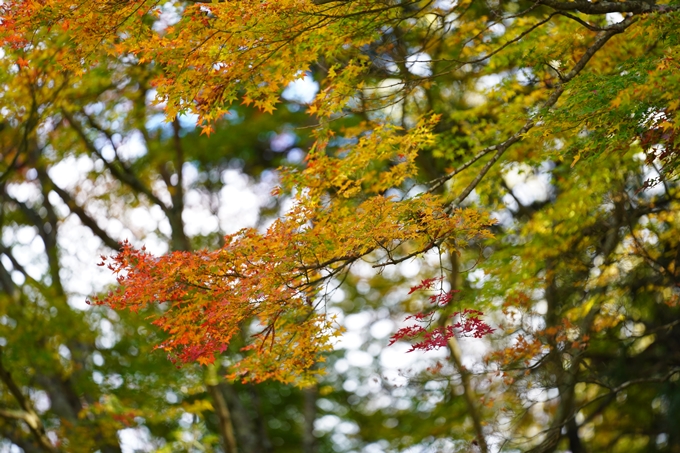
200, 124, 215, 137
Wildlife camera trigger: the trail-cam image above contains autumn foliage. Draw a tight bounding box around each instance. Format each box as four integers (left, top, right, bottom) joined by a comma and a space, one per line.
93, 119, 493, 384
3, 0, 680, 450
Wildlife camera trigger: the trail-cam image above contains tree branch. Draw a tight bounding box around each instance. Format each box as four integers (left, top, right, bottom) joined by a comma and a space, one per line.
447, 14, 636, 209
443, 251, 488, 453
205, 365, 238, 453
39, 169, 121, 251
62, 109, 170, 212
0, 348, 57, 452
187, 0, 345, 4
166, 117, 191, 252
538, 0, 673, 15
302, 386, 318, 453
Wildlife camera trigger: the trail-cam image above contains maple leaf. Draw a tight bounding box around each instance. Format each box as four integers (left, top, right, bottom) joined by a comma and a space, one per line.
4, 3, 679, 449
200, 124, 215, 137
408, 277, 443, 294
262, 102, 276, 114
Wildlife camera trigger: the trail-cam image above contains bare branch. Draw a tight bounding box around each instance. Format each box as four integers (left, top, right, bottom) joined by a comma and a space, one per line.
40, 169, 121, 251
61, 109, 170, 212
0, 348, 58, 452
538, 0, 662, 15
205, 376, 238, 453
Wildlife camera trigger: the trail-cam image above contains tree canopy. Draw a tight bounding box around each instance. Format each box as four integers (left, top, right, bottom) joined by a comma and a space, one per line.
1, 0, 680, 452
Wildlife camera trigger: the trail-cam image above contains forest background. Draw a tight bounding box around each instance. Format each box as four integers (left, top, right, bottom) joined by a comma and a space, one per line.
1, 0, 680, 452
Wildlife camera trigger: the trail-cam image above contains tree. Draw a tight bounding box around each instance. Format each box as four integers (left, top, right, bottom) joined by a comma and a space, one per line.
0, 26, 322, 452
2, 0, 680, 452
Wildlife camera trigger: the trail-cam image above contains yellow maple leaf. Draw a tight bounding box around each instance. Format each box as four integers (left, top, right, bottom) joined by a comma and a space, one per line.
200, 124, 215, 137
262, 102, 276, 114
660, 121, 674, 132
